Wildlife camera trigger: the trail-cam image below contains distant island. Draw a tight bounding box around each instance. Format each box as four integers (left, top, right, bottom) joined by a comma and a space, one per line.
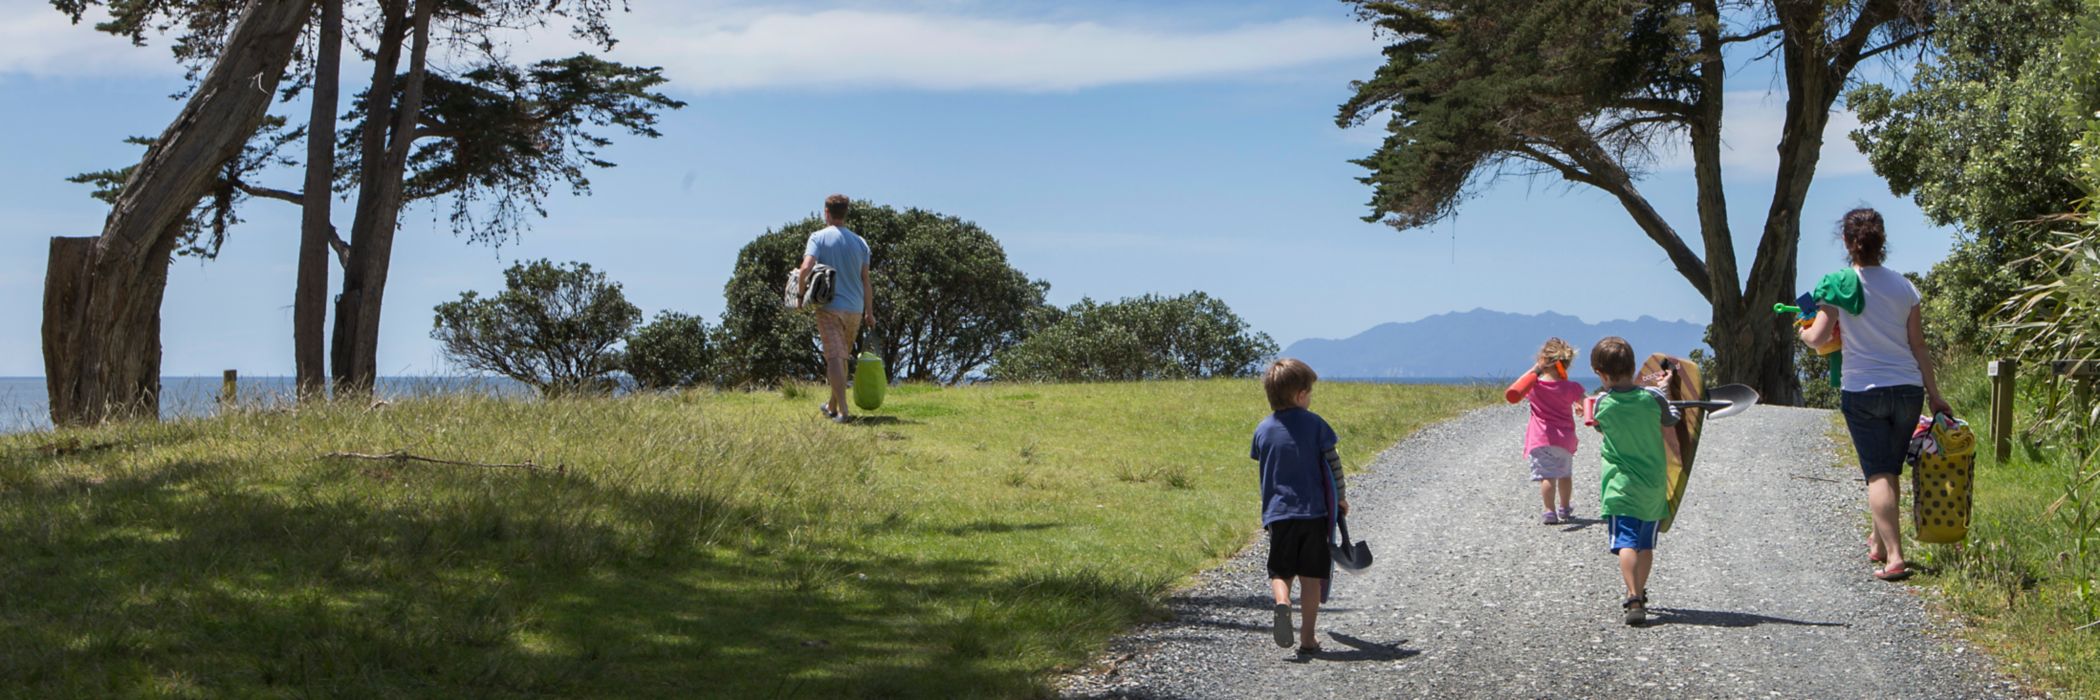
1283, 309, 1708, 381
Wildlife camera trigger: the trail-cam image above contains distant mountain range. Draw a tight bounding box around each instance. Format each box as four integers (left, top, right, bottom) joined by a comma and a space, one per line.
1283, 309, 1708, 381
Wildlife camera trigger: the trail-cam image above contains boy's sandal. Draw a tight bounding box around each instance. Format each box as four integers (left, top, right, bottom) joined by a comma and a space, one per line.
1295, 645, 1323, 658
1872, 565, 1913, 581
1271, 604, 1293, 648
819, 403, 838, 419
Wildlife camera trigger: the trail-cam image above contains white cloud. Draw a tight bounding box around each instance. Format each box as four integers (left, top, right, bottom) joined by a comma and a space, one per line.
3, 4, 1378, 92
1653, 90, 1874, 179
608, 9, 1376, 93
0, 6, 176, 78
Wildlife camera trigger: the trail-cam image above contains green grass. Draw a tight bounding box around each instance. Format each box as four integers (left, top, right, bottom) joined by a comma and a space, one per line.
0, 379, 1492, 697
1845, 358, 2100, 698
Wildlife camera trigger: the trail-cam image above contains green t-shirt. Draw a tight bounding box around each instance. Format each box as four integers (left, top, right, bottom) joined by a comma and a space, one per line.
1595, 386, 1678, 522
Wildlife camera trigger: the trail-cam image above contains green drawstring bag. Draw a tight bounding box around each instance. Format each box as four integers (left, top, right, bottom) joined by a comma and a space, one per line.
853, 330, 887, 411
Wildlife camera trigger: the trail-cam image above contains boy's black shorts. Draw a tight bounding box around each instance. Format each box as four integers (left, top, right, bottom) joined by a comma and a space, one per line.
1266, 516, 1331, 580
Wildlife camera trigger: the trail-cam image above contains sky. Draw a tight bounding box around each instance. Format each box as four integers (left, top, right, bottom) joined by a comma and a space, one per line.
0, 1, 1956, 377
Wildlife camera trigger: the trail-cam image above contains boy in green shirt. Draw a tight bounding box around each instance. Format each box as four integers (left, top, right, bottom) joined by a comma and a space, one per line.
1587, 337, 1682, 625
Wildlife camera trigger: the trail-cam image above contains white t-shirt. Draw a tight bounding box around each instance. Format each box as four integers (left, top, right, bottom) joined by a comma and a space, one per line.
1829, 266, 1923, 392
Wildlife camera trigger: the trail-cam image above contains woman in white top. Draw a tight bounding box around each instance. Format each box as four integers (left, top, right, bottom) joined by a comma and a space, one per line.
1799, 208, 1953, 581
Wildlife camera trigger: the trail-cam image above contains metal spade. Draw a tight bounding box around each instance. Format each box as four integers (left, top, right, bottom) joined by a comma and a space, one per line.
1669, 383, 1761, 420
1331, 514, 1373, 571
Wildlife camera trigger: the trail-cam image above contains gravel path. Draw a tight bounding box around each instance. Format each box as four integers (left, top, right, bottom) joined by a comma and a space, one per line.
1061, 404, 2035, 699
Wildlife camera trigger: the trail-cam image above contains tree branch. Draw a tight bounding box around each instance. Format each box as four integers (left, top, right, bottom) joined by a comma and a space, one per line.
233, 180, 303, 205
1512, 144, 1605, 188
1553, 137, 1715, 301
321, 450, 559, 474
1857, 30, 1929, 63
1720, 23, 1782, 44
1610, 97, 1696, 118
327, 224, 351, 269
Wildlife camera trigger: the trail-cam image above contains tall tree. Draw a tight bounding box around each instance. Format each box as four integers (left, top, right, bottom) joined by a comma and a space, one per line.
1338, 0, 1932, 404
1848, 0, 2094, 355
297, 0, 342, 400
67, 0, 681, 402
43, 0, 315, 426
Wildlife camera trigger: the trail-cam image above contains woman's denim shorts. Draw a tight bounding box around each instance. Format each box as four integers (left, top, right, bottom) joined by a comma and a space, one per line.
1839, 385, 1925, 479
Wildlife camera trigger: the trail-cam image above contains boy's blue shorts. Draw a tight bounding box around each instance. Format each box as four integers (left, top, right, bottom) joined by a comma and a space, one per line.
1606, 515, 1659, 553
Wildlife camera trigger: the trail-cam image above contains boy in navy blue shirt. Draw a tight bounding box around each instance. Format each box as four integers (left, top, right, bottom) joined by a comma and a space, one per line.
1251, 358, 1349, 657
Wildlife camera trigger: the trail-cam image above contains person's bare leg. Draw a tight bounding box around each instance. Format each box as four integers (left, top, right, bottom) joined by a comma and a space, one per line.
825, 351, 849, 418
1867, 473, 1905, 570
1298, 577, 1324, 647
1270, 576, 1292, 606
1618, 548, 1640, 598
1539, 479, 1556, 514
1633, 549, 1653, 598
1557, 476, 1574, 512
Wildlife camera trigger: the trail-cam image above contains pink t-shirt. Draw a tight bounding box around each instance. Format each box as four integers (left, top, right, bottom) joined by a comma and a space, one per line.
1523, 378, 1585, 455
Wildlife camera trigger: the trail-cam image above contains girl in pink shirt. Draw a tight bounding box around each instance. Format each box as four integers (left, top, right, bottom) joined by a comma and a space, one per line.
1506, 338, 1585, 524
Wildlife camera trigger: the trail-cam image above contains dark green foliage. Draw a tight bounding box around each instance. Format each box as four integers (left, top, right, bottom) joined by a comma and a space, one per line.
622, 311, 715, 391
1336, 0, 1700, 229
431, 259, 641, 395
1849, 0, 2099, 355
716, 202, 1050, 386
988, 292, 1278, 382
340, 54, 686, 245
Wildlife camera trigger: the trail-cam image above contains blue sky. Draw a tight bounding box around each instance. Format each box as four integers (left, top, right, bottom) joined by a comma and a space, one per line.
0, 1, 1954, 377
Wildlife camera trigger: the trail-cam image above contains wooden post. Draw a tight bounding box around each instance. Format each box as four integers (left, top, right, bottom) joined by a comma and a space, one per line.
221, 370, 238, 408
1989, 359, 2017, 463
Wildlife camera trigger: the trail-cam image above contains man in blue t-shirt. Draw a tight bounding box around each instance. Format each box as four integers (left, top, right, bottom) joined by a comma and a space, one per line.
798, 194, 875, 423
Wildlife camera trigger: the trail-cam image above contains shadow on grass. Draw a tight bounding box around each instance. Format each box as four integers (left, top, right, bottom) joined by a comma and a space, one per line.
846, 416, 920, 426
1645, 608, 1848, 628
0, 456, 1164, 697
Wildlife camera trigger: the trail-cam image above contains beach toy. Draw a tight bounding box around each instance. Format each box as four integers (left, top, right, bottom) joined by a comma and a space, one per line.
1776, 294, 1843, 388
1912, 414, 1975, 544
1504, 372, 1538, 404
1330, 513, 1373, 571
852, 351, 886, 411
1504, 362, 1570, 404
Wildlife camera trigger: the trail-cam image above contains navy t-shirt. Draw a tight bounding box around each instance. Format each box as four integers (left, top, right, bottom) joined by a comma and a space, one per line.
1251, 408, 1338, 528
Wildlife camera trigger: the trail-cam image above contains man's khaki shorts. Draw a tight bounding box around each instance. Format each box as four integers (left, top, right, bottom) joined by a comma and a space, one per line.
816, 309, 863, 360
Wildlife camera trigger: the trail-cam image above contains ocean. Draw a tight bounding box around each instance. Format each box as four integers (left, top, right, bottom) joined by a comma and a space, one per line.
0, 376, 527, 434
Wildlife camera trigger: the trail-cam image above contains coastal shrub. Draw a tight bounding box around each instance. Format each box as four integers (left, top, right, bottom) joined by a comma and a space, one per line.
623, 311, 715, 390
432, 259, 641, 396
989, 292, 1277, 382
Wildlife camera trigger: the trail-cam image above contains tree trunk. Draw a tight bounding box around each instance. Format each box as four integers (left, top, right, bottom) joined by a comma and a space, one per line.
296, 0, 342, 402
42, 0, 314, 427
333, 0, 426, 396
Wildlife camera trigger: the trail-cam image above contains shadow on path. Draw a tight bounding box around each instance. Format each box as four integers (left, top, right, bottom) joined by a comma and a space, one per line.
1646, 607, 1848, 628
1301, 631, 1419, 663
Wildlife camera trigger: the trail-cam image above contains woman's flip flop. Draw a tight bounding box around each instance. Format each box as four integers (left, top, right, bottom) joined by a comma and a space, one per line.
1873, 565, 1912, 581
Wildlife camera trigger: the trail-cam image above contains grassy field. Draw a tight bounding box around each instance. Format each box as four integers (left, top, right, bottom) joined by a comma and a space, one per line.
0, 379, 1492, 697
1847, 359, 2100, 698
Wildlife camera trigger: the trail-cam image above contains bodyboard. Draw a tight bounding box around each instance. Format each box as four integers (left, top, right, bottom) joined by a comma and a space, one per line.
1640, 353, 1705, 532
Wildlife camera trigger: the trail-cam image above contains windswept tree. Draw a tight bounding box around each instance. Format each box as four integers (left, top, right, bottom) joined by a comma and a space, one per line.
1338, 1, 1933, 405
43, 0, 314, 426
63, 0, 681, 405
